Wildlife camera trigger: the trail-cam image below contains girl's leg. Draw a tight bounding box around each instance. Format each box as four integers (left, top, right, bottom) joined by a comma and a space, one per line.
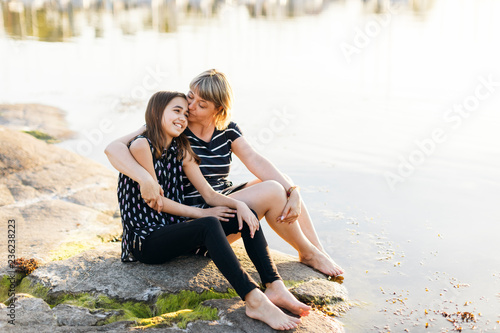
219, 211, 280, 285
134, 217, 256, 298
229, 180, 343, 277
134, 217, 301, 330
221, 205, 311, 316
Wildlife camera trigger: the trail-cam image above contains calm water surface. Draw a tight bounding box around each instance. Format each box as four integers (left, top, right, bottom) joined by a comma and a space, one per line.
1, 0, 500, 331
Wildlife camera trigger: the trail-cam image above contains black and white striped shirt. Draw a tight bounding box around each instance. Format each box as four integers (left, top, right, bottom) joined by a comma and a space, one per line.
183, 122, 243, 207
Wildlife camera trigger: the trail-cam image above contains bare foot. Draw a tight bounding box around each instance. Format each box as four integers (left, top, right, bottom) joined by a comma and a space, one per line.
265, 280, 311, 316
245, 288, 301, 330
299, 248, 344, 277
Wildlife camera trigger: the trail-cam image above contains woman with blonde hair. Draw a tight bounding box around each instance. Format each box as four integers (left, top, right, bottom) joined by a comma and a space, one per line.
105, 69, 343, 277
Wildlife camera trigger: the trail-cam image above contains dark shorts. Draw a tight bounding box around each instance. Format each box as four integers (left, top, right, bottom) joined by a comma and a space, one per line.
220, 182, 248, 196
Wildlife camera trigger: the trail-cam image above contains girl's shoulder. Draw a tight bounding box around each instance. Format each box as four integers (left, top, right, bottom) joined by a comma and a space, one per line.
128, 135, 154, 153
127, 133, 150, 146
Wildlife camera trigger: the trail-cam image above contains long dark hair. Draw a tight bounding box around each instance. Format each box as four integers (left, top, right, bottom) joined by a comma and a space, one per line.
142, 91, 200, 163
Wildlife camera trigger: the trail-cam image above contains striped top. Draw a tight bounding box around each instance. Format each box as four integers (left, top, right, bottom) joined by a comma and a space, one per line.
183, 122, 243, 207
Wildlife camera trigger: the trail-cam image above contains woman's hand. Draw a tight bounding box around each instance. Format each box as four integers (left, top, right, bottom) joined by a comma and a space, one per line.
139, 178, 164, 213
200, 206, 237, 222
236, 202, 260, 238
277, 190, 301, 224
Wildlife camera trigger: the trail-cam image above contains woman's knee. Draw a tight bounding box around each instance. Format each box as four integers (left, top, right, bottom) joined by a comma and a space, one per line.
261, 180, 287, 202
283, 173, 294, 183
249, 208, 258, 218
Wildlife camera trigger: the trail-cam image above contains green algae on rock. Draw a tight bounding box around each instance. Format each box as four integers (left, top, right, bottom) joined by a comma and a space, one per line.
23, 130, 60, 143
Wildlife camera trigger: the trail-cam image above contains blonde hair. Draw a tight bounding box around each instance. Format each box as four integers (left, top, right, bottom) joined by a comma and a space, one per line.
189, 69, 233, 130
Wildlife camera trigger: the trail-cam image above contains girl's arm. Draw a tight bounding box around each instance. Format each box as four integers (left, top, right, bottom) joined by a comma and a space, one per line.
104, 126, 164, 212
129, 138, 205, 219
183, 155, 260, 237
231, 136, 301, 224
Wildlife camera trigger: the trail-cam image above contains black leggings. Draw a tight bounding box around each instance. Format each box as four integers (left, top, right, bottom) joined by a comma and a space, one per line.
131, 214, 281, 300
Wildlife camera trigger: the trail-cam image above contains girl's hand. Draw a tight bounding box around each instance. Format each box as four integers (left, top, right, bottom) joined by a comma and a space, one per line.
201, 206, 237, 222
139, 178, 164, 213
236, 202, 260, 238
277, 190, 301, 224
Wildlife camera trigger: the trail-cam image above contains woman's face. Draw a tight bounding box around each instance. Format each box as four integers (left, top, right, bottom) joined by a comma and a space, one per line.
161, 97, 189, 138
186, 89, 221, 125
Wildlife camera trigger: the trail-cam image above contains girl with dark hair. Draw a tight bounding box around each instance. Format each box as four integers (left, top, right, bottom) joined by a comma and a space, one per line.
117, 91, 310, 331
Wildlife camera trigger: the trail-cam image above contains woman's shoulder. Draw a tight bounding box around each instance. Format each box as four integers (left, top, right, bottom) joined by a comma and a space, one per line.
224, 121, 243, 137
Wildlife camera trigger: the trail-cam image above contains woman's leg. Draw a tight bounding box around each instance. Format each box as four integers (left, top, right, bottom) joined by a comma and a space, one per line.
133, 217, 301, 330
244, 177, 325, 252
228, 180, 344, 277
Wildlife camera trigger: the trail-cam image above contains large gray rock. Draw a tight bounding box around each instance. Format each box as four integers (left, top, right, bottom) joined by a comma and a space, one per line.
201, 298, 345, 333
0, 294, 57, 328
0, 104, 73, 140
0, 127, 122, 275
26, 242, 335, 301
290, 279, 350, 316
19, 241, 347, 332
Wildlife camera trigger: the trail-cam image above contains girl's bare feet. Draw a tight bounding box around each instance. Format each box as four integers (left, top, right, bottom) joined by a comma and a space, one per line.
299, 248, 344, 277
264, 280, 311, 316
245, 288, 301, 330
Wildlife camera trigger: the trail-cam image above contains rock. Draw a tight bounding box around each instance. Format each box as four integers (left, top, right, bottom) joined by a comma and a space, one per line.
0, 318, 136, 333
290, 279, 348, 303
26, 241, 333, 303
0, 294, 133, 332
0, 127, 122, 275
290, 279, 349, 314
0, 296, 57, 327
53, 304, 123, 326
201, 298, 344, 333
188, 319, 243, 333
19, 241, 347, 332
0, 104, 73, 140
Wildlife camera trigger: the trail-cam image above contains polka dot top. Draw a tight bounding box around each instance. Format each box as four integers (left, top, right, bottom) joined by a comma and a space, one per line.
118, 135, 186, 262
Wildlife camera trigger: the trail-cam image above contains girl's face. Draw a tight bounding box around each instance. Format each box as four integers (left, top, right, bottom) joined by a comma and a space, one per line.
186, 89, 221, 125
161, 97, 189, 138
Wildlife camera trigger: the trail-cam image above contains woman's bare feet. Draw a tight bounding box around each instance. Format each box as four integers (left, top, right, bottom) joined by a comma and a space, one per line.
245, 288, 301, 330
264, 280, 311, 316
299, 247, 344, 277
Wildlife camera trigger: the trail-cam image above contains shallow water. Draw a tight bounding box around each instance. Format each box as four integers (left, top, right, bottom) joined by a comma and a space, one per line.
1, 0, 500, 331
